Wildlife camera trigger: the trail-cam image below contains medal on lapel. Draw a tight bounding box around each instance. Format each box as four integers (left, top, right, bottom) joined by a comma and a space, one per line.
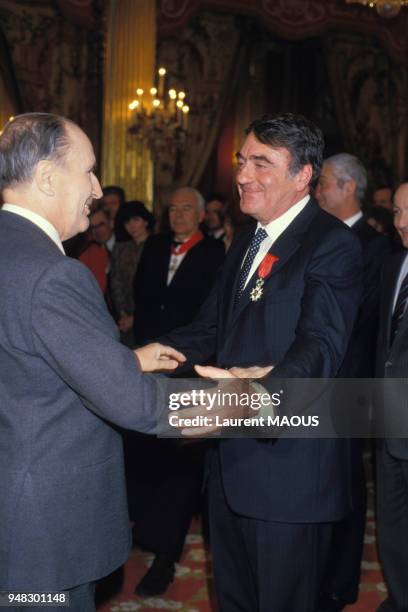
250, 253, 280, 302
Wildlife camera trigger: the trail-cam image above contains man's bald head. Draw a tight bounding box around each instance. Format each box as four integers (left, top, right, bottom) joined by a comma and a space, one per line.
393, 182, 408, 248
168, 187, 205, 241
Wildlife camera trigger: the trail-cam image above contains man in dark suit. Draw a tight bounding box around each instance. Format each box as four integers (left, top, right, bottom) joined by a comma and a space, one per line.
160, 114, 363, 611
376, 182, 408, 612
129, 187, 224, 597
315, 153, 390, 611
133, 186, 225, 344
204, 192, 228, 239
0, 113, 184, 611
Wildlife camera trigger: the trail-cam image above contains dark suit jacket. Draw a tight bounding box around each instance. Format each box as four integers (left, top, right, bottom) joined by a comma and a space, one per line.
133, 233, 224, 345
376, 250, 408, 460
161, 199, 363, 523
0, 211, 162, 591
338, 217, 390, 378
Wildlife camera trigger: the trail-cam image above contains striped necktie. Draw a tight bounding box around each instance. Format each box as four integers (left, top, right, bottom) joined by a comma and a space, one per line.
235, 228, 268, 302
390, 272, 408, 344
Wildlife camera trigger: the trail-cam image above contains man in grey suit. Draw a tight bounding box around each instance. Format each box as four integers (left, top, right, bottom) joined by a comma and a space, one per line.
0, 113, 185, 611
376, 182, 408, 612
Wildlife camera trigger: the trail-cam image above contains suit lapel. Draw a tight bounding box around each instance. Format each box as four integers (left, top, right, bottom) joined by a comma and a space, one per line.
168, 239, 200, 288
232, 234, 301, 324
225, 199, 319, 331
156, 236, 172, 288
388, 252, 408, 349
383, 253, 405, 347
221, 226, 254, 329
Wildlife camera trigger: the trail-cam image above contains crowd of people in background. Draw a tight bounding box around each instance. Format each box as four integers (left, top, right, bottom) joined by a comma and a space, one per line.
65, 177, 402, 355
63, 185, 246, 355
65, 176, 402, 374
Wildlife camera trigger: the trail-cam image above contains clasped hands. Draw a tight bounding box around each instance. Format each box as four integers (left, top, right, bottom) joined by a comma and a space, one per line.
134, 342, 274, 436
173, 364, 274, 436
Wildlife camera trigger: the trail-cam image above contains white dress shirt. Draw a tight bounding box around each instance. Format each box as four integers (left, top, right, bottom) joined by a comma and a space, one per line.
105, 234, 116, 253
2, 203, 65, 254
167, 250, 187, 285
243, 195, 310, 288
344, 211, 363, 228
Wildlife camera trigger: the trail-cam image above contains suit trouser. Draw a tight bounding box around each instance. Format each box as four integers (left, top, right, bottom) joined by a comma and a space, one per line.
13, 582, 95, 612
208, 456, 332, 612
126, 434, 206, 560
377, 442, 408, 612
322, 439, 367, 603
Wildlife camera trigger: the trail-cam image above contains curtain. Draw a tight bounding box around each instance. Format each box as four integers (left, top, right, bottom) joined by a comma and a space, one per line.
325, 32, 408, 187
0, 0, 101, 154
154, 11, 245, 211
0, 27, 22, 130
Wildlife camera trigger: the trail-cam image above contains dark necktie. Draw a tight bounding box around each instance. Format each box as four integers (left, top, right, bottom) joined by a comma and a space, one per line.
390, 272, 408, 343
235, 228, 268, 302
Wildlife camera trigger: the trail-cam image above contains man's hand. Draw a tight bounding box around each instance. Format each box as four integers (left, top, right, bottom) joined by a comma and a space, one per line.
194, 365, 236, 379
170, 364, 275, 437
135, 343, 186, 372
169, 365, 252, 437
195, 364, 274, 380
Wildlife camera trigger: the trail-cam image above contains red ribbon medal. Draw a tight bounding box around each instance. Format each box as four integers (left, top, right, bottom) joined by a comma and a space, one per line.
171, 230, 204, 255
250, 253, 279, 302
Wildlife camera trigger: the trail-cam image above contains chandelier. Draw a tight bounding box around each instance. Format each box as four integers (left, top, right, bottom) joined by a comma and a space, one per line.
128, 67, 190, 158
345, 0, 408, 17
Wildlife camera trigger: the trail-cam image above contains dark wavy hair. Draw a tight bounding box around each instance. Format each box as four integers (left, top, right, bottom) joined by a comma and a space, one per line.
122, 200, 155, 231
102, 185, 126, 206
246, 113, 324, 188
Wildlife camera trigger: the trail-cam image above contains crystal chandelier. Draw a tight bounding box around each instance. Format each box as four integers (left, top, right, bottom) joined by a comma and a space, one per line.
345, 0, 408, 18
128, 67, 190, 159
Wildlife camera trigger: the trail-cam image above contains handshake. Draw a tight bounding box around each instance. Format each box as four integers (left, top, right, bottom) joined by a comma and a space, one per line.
134, 343, 274, 437
134, 342, 273, 380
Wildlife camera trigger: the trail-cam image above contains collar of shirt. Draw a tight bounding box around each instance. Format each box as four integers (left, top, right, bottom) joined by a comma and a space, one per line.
259, 194, 310, 242
209, 228, 225, 239
242, 195, 310, 289
2, 203, 65, 254
344, 211, 363, 227
105, 234, 116, 252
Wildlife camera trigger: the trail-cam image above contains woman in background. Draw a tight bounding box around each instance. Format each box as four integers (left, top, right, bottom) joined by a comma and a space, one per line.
110, 201, 155, 346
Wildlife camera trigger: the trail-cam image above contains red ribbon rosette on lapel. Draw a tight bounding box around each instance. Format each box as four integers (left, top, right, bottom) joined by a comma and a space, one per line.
250, 253, 280, 302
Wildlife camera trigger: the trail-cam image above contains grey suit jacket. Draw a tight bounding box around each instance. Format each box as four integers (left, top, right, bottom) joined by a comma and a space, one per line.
0, 211, 161, 590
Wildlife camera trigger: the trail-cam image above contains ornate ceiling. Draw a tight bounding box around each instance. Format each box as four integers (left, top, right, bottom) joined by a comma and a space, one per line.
157, 0, 408, 63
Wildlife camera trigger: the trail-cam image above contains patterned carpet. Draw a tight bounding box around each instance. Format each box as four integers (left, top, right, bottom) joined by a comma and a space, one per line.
97, 455, 386, 612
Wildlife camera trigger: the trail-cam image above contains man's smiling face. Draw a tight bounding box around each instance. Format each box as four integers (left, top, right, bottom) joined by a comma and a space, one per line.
236, 132, 310, 225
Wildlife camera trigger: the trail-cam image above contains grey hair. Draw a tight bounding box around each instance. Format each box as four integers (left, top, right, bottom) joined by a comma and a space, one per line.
172, 187, 205, 210
324, 153, 367, 202
0, 113, 74, 192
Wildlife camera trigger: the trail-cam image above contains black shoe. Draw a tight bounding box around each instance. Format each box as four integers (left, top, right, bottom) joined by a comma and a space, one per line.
318, 593, 347, 612
135, 553, 175, 597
